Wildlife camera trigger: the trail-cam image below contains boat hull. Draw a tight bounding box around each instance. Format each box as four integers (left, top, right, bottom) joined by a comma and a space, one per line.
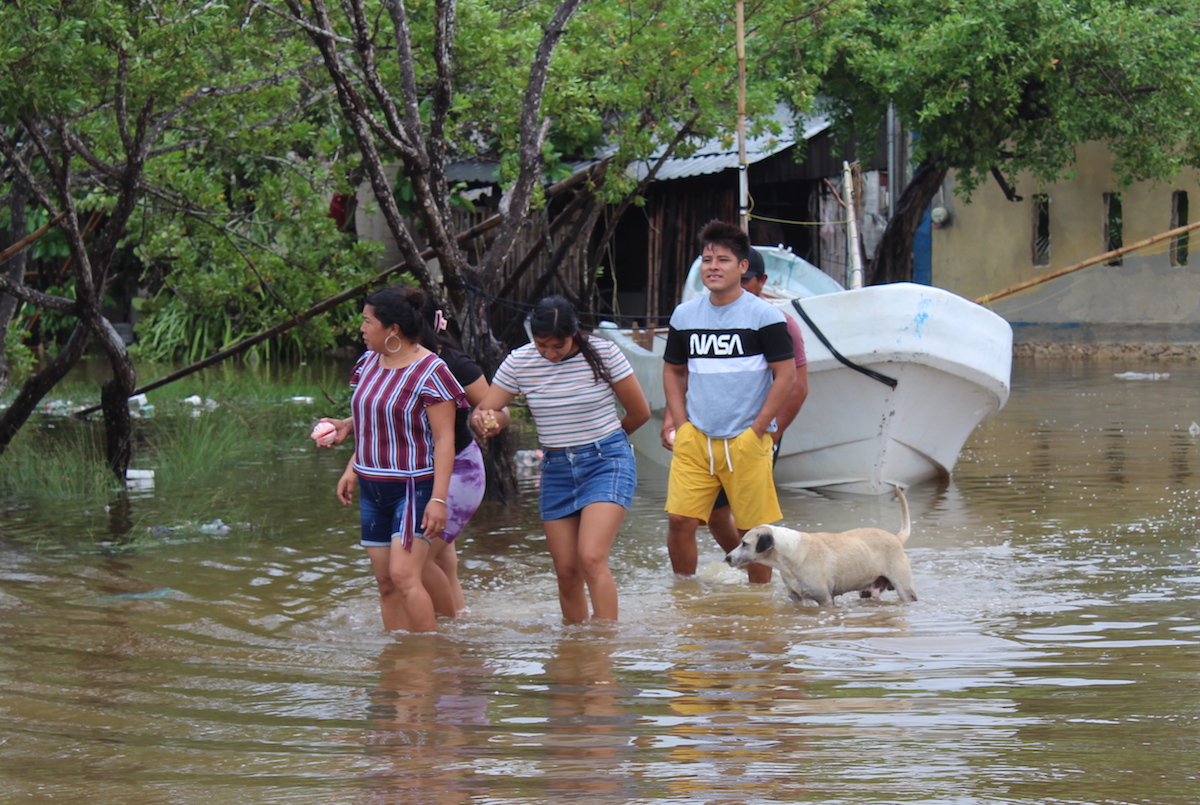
597, 282, 1012, 496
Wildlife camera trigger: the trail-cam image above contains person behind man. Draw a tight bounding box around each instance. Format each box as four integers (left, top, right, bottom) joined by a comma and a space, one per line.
661, 220, 796, 580
663, 246, 809, 582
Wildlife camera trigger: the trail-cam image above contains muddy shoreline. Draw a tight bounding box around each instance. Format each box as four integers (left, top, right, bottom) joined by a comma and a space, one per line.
1014, 342, 1200, 361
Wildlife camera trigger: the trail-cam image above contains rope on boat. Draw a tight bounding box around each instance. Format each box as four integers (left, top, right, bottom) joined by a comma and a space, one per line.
790, 299, 898, 390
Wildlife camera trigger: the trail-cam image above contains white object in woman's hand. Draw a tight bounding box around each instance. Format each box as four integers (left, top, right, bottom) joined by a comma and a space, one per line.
311, 421, 337, 447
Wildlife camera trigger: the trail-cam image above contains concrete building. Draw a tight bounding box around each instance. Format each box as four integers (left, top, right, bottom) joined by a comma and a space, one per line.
928, 141, 1200, 352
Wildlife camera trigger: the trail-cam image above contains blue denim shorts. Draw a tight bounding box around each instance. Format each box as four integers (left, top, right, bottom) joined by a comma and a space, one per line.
538, 430, 636, 521
358, 476, 433, 550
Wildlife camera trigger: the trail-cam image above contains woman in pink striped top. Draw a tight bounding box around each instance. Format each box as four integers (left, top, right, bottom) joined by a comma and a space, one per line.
334, 286, 467, 633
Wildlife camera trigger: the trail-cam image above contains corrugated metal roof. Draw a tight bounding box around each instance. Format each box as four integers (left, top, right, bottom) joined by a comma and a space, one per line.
446, 161, 501, 184
445, 108, 830, 186
624, 110, 830, 181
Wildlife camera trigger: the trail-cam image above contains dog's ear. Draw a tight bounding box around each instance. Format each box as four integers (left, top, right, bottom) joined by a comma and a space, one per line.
755, 530, 775, 555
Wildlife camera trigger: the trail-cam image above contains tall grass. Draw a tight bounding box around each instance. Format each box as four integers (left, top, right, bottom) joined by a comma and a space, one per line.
0, 420, 119, 500
0, 358, 357, 546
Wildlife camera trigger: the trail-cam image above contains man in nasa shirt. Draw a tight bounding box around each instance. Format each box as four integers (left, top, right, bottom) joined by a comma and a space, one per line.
661, 220, 795, 579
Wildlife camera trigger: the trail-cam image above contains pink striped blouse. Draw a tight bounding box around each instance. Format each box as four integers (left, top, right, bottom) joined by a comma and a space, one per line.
349, 352, 467, 483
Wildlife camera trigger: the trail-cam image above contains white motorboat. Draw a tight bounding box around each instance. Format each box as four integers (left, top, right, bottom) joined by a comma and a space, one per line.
595, 246, 1013, 495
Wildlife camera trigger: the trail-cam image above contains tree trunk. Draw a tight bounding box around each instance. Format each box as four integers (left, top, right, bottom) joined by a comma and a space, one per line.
97, 317, 137, 479
0, 324, 89, 455
0, 169, 29, 398
868, 156, 947, 285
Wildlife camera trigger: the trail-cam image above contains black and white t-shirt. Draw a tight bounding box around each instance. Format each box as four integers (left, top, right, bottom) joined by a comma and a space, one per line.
663, 292, 793, 439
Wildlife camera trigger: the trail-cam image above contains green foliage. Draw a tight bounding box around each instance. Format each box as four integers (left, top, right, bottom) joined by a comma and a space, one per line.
1, 324, 35, 384
1, 0, 379, 363
818, 0, 1200, 195
0, 418, 119, 500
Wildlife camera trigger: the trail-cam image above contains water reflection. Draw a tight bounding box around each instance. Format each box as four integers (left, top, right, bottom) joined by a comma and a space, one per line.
3, 361, 1200, 803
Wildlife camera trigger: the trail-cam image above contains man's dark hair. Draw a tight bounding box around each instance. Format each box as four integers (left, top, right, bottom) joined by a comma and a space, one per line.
698, 219, 751, 264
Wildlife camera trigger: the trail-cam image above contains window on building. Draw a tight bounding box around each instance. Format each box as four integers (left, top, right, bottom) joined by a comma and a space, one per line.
1171, 191, 1189, 267
1104, 192, 1123, 266
1032, 194, 1050, 266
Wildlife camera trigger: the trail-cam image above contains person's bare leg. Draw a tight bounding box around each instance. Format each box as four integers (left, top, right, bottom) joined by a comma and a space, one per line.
544, 517, 590, 622
707, 505, 739, 553
432, 542, 467, 614
575, 502, 624, 621
388, 538, 436, 632
366, 545, 411, 632
667, 513, 702, 576
423, 539, 460, 617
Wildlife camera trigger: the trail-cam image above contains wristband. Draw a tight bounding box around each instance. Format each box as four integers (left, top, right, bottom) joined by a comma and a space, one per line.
429, 498, 447, 506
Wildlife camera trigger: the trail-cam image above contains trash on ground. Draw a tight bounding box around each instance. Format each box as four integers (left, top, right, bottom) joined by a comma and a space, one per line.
514, 449, 543, 478
125, 468, 155, 491
99, 588, 177, 600
198, 518, 231, 534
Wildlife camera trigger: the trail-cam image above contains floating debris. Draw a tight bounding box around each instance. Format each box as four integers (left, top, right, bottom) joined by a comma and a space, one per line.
181, 395, 219, 411
198, 518, 231, 534
514, 449, 543, 478
100, 588, 177, 600
125, 468, 155, 491
40, 399, 83, 416
1113, 371, 1170, 381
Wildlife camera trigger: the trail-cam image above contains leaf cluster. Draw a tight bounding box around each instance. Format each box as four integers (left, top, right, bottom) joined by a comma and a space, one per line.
819, 0, 1200, 196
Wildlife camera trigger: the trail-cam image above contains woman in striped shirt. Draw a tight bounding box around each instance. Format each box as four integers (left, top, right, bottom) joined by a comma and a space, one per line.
335, 286, 467, 633
471, 296, 650, 622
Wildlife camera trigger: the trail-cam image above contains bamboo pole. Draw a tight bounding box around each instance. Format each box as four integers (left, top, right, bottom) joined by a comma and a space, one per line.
735, 0, 749, 233
72, 162, 614, 418
72, 221, 504, 417
0, 210, 68, 264
976, 218, 1200, 305
843, 161, 864, 289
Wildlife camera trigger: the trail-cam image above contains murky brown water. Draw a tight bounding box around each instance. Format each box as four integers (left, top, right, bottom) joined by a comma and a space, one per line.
3, 360, 1200, 804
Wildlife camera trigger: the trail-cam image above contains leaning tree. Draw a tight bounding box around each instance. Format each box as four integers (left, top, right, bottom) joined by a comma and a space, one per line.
0, 1, 370, 474
263, 0, 834, 356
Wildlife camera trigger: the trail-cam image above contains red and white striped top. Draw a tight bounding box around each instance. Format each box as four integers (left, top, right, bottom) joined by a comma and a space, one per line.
349, 352, 467, 482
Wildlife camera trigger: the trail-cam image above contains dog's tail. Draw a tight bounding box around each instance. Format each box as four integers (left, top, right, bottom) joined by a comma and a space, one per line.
894, 485, 910, 543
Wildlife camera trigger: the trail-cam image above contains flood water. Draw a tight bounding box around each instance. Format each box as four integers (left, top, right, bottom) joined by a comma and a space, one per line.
3, 359, 1200, 804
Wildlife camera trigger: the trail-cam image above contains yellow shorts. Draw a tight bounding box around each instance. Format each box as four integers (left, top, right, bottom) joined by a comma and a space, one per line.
665, 422, 782, 530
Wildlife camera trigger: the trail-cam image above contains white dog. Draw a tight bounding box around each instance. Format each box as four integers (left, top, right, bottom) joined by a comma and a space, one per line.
725, 487, 917, 606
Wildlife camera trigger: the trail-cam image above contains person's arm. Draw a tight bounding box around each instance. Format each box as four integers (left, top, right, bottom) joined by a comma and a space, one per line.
336, 454, 357, 505
422, 399, 457, 538
612, 373, 650, 435
772, 363, 808, 443
662, 361, 689, 447
460, 376, 490, 407
470, 384, 518, 438
750, 358, 796, 439
461, 376, 512, 428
